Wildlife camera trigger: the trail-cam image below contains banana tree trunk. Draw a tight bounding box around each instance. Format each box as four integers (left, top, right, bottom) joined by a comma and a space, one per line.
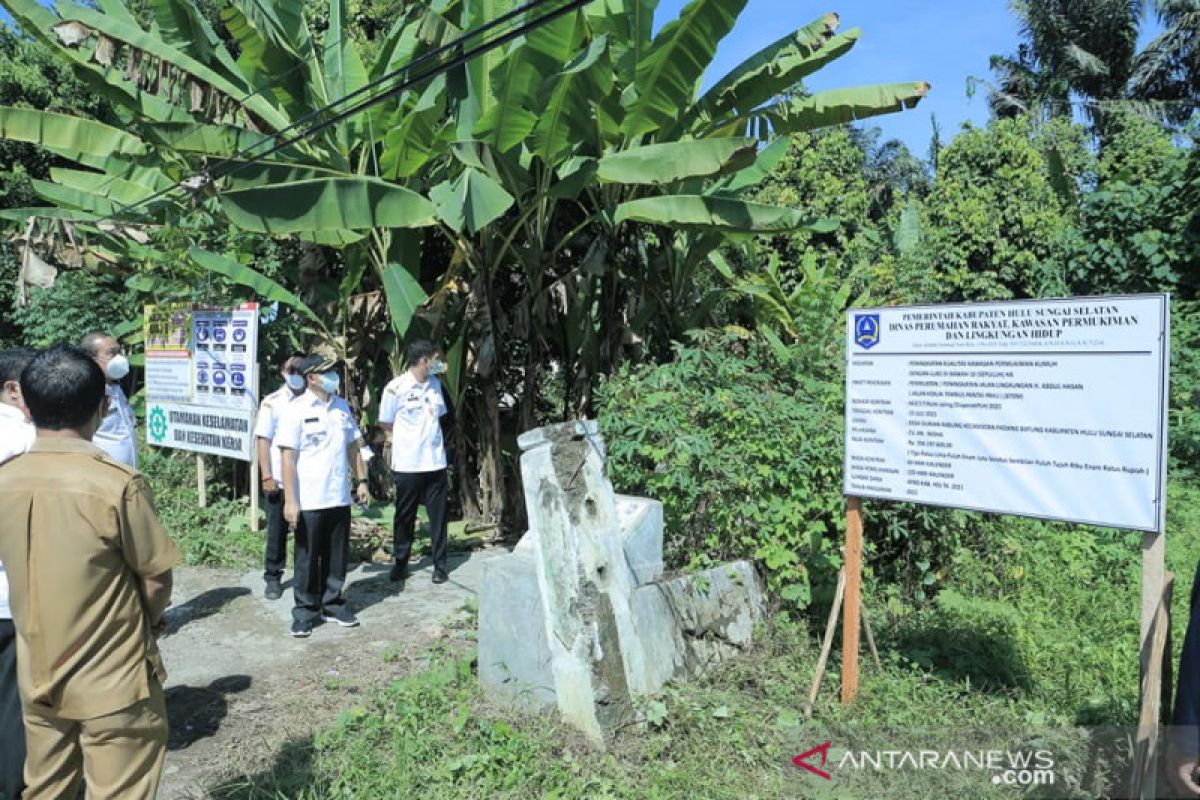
455, 258, 505, 530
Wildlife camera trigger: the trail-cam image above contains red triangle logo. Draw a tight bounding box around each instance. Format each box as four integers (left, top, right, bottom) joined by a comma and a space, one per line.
792, 741, 832, 780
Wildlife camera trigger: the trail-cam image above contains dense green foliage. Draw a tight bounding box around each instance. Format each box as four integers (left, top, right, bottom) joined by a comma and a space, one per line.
1, 1, 1199, 793
0, 25, 102, 208
210, 481, 1200, 798
0, 0, 929, 534
1060, 113, 1198, 297
598, 332, 843, 607
139, 446, 262, 567
922, 117, 1078, 300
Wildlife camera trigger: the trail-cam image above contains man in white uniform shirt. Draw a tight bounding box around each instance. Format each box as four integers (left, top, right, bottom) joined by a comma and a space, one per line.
278, 348, 370, 638
81, 331, 138, 467
0, 347, 36, 800
379, 339, 452, 585
253, 351, 307, 600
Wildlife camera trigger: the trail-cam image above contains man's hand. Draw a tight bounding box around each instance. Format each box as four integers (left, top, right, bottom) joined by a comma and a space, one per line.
284, 499, 299, 527
1168, 743, 1200, 796
261, 476, 279, 493
356, 481, 370, 506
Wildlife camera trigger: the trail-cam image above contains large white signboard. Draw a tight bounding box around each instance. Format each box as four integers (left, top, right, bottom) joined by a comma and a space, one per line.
144, 303, 259, 461
843, 295, 1169, 532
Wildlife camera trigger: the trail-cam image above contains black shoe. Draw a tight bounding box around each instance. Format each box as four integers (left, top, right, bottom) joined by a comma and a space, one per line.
389, 563, 409, 582
323, 609, 360, 628
291, 620, 312, 638
432, 569, 449, 584
265, 578, 282, 600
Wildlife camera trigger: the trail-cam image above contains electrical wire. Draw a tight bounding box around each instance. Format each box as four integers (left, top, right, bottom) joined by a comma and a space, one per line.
204, 0, 567, 182
81, 5, 397, 206
102, 0, 587, 223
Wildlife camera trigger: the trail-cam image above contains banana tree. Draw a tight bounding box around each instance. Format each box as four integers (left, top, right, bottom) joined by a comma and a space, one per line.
0, 0, 928, 529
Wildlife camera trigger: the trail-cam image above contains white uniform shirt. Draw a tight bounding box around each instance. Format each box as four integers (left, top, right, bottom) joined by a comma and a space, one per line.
93, 383, 137, 467
379, 372, 447, 473
276, 391, 363, 511
0, 402, 34, 465
0, 402, 35, 621
253, 385, 306, 482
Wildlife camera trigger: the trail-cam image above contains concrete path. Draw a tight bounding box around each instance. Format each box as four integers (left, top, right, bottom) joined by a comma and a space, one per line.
157, 549, 504, 798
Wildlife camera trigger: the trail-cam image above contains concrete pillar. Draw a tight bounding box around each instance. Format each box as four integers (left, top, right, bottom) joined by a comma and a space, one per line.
517, 420, 646, 744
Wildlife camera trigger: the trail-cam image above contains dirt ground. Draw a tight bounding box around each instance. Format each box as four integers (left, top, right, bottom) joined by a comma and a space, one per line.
156, 547, 505, 799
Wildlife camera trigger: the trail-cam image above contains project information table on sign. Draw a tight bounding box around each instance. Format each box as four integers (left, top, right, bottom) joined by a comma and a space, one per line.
843, 295, 1169, 532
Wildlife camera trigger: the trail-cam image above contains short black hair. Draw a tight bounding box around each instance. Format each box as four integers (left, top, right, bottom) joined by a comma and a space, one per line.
405, 339, 439, 365
0, 347, 38, 384
21, 344, 106, 430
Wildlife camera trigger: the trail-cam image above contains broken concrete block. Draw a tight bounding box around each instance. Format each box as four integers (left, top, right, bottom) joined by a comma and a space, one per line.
616, 495, 663, 584
478, 421, 767, 747
477, 550, 555, 710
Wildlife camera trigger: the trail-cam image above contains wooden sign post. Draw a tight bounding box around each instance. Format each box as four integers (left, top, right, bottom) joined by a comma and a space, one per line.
841, 496, 864, 704
249, 368, 260, 533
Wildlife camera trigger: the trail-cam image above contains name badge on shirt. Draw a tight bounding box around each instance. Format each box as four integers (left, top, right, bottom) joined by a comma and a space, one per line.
302, 417, 326, 447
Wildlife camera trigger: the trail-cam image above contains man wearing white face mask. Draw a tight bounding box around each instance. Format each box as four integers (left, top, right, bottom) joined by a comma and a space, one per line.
379, 339, 453, 585
277, 346, 370, 638
253, 350, 308, 600
81, 331, 138, 468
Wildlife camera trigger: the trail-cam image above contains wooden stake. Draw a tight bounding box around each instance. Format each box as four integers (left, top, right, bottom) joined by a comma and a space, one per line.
1138, 529, 1166, 800
249, 455, 259, 533
196, 454, 207, 508
862, 605, 883, 672
249, 367, 260, 532
842, 496, 863, 704
806, 568, 846, 719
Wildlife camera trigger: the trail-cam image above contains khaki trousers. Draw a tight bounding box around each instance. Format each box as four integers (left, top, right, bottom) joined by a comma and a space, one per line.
21, 679, 167, 799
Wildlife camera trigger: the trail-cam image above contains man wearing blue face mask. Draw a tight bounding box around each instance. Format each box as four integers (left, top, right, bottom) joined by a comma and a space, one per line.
379, 339, 452, 585
81, 331, 137, 467
253, 350, 308, 600
277, 345, 370, 638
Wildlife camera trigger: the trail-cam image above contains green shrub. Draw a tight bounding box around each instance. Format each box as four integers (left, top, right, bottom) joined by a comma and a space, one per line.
597, 331, 842, 609
1170, 301, 1200, 474
597, 331, 988, 612
139, 446, 262, 568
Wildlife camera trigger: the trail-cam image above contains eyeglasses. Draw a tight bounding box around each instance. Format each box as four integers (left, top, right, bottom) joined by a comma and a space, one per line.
100, 347, 123, 357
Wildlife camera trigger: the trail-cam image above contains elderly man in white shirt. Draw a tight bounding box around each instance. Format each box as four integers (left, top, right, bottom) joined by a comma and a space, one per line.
0, 346, 37, 800
80, 331, 138, 467
278, 347, 370, 638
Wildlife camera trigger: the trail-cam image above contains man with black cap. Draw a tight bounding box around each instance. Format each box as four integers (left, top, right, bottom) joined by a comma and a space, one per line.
277, 345, 370, 638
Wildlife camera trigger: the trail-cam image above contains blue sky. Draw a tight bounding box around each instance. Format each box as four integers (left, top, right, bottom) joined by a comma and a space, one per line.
3, 0, 1161, 156
654, 0, 1022, 157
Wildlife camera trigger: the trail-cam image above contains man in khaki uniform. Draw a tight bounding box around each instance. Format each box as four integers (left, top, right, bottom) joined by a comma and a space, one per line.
0, 344, 180, 799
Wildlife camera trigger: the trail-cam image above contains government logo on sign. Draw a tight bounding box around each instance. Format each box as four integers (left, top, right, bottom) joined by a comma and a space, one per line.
854, 314, 880, 349
149, 406, 169, 443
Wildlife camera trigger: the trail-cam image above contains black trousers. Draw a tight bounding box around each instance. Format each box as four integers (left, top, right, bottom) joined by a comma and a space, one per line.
292, 506, 351, 624
0, 619, 24, 800
392, 469, 449, 573
263, 488, 293, 580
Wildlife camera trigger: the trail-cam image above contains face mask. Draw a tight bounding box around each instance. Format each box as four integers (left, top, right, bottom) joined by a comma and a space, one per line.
105, 354, 130, 381
285, 373, 306, 391
318, 372, 340, 395
428, 359, 447, 376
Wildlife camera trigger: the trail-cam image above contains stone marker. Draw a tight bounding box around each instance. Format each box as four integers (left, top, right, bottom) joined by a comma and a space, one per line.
478, 420, 766, 746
